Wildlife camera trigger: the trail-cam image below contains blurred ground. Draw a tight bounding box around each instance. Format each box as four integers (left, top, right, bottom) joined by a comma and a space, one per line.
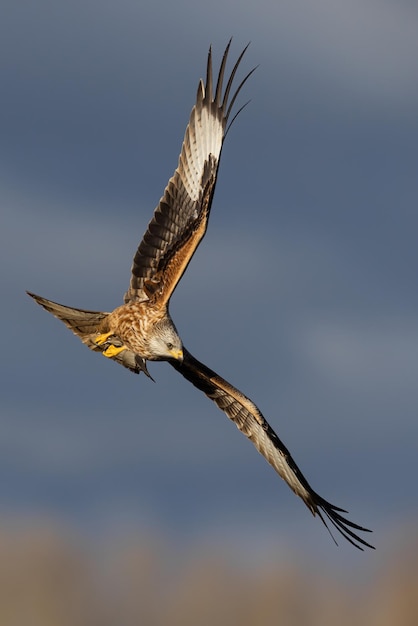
0, 520, 417, 626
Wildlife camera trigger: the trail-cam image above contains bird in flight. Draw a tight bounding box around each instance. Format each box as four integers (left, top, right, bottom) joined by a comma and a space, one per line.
28, 41, 373, 550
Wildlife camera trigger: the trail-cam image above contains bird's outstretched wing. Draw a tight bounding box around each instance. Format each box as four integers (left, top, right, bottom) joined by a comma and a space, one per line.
124, 41, 255, 306
170, 348, 374, 551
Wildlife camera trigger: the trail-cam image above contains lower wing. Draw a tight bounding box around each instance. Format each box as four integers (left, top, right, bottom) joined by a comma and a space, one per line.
170, 347, 374, 550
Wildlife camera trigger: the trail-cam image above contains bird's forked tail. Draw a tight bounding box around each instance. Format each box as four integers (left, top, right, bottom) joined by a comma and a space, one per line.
26, 292, 146, 374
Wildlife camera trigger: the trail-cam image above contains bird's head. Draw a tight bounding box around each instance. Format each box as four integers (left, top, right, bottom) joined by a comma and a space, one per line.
149, 318, 183, 362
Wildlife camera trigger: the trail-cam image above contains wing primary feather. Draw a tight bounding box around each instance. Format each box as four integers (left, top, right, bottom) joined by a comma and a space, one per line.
222, 42, 250, 110
225, 65, 258, 131
205, 45, 214, 102
225, 99, 251, 138
213, 37, 232, 107
316, 506, 373, 551
170, 347, 374, 551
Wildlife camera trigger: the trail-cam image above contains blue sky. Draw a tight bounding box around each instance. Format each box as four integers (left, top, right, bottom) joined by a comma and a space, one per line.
2, 0, 418, 561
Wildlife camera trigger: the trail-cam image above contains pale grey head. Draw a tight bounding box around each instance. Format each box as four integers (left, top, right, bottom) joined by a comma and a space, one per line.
148, 318, 183, 362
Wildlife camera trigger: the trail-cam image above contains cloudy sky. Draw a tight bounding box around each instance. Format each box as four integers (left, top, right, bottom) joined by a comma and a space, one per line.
2, 0, 418, 562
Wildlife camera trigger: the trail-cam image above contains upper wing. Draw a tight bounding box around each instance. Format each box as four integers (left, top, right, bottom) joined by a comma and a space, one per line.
124, 41, 255, 306
170, 348, 374, 550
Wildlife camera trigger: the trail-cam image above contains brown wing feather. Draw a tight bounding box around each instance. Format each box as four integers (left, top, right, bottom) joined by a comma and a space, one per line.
124, 41, 255, 306
170, 348, 374, 551
27, 292, 147, 375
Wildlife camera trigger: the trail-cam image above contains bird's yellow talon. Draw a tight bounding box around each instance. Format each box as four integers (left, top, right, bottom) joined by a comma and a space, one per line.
95, 331, 114, 346
102, 344, 127, 358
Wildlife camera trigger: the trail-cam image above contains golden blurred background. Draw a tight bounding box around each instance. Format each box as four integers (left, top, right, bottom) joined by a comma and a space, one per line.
0, 520, 417, 626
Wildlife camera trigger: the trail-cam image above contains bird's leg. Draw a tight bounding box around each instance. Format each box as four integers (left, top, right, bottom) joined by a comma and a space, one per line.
102, 344, 127, 358
95, 331, 128, 358
95, 331, 114, 346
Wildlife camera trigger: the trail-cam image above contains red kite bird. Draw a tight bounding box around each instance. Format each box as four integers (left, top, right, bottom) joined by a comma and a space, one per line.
28, 41, 373, 550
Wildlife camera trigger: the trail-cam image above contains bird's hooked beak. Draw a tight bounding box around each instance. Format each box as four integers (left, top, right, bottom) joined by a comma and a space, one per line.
170, 348, 183, 363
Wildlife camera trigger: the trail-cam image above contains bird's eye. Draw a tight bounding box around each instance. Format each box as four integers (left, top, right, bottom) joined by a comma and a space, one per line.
167, 342, 173, 350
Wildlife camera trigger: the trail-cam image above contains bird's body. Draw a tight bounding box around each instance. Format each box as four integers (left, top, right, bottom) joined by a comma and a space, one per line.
28, 41, 374, 550
97, 302, 182, 362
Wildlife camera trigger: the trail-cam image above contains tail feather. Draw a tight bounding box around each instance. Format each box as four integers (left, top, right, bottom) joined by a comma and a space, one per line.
27, 291, 142, 374
27, 291, 109, 348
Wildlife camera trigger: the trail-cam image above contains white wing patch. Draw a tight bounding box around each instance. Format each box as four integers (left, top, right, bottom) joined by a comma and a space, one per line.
177, 80, 223, 203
